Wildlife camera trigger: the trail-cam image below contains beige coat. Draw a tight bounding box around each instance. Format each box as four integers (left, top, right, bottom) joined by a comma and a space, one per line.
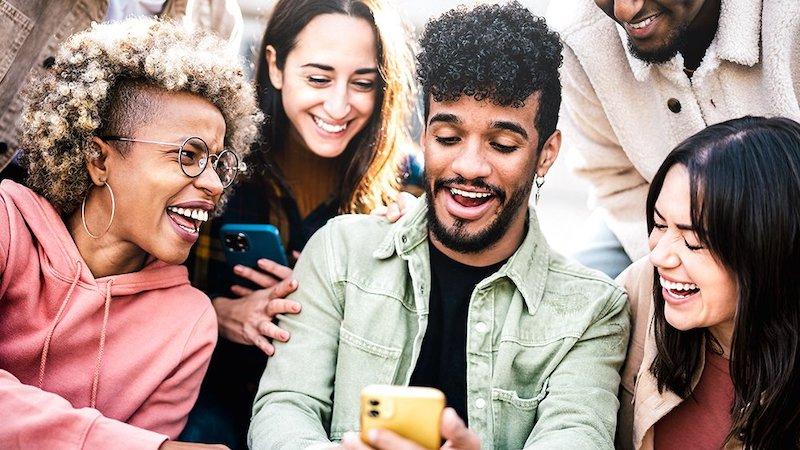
615, 258, 741, 450
547, 0, 800, 260
0, 0, 242, 172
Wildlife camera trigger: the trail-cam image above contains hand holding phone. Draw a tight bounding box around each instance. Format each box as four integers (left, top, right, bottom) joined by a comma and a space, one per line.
359, 385, 444, 449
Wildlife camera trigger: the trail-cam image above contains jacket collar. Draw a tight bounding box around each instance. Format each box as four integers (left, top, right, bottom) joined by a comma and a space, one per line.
373, 198, 551, 315
619, 0, 762, 82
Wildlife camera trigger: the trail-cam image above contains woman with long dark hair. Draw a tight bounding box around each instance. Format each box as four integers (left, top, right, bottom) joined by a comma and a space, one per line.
617, 116, 800, 449
182, 1, 417, 448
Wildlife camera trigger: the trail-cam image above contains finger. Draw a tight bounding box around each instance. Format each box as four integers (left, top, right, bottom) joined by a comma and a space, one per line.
397, 192, 416, 213
265, 298, 302, 317
368, 429, 425, 450
385, 203, 401, 222
268, 278, 299, 300
249, 332, 275, 356
233, 264, 279, 288
440, 408, 478, 448
292, 251, 301, 260
257, 320, 290, 342
370, 205, 388, 216
341, 431, 374, 450
257, 258, 293, 280
230, 284, 254, 297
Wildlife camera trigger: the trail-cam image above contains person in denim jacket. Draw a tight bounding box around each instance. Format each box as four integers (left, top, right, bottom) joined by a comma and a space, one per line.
249, 3, 630, 449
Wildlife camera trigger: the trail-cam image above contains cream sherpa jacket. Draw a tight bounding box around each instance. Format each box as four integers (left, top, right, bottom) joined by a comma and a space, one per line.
547, 0, 800, 259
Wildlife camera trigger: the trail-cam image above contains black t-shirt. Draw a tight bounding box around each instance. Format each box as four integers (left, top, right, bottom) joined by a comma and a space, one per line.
409, 241, 506, 424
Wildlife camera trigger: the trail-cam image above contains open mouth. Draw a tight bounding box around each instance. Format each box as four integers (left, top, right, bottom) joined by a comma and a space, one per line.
313, 115, 348, 134
659, 276, 700, 299
627, 12, 661, 29
166, 206, 209, 235
449, 187, 495, 208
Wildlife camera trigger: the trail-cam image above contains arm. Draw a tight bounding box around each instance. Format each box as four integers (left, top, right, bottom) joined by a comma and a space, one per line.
184, 0, 243, 52
127, 302, 218, 439
248, 226, 344, 450
0, 370, 168, 449
523, 289, 631, 449
560, 46, 649, 260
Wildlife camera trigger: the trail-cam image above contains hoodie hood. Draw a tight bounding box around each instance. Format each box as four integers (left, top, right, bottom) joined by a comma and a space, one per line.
0, 180, 190, 295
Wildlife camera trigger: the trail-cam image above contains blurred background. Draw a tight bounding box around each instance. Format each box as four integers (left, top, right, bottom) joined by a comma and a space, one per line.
236, 0, 591, 256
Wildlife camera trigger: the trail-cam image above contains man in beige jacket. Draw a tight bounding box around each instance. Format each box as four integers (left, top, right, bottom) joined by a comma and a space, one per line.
546, 0, 800, 276
0, 0, 242, 180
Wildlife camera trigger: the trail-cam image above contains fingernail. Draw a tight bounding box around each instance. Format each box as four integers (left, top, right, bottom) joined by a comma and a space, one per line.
292, 304, 301, 313
282, 332, 289, 340
368, 429, 379, 443
290, 279, 298, 288
233, 265, 243, 273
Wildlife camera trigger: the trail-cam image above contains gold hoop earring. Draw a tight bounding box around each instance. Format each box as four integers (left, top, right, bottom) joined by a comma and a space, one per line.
534, 175, 546, 205
81, 182, 115, 239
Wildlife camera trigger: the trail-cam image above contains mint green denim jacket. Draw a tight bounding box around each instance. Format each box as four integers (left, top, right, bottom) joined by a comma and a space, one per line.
249, 199, 630, 449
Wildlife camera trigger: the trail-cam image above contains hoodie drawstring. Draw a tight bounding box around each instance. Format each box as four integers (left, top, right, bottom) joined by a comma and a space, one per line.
90, 279, 112, 408
38, 260, 82, 389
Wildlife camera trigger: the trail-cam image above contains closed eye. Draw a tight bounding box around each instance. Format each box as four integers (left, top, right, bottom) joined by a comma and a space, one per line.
491, 142, 518, 153
435, 136, 460, 146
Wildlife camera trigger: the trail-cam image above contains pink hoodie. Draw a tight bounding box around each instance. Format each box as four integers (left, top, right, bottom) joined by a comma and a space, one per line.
0, 180, 217, 449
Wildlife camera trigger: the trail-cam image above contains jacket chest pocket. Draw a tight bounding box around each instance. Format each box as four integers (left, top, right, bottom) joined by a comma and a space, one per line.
0, 1, 33, 84
330, 326, 402, 440
491, 378, 549, 449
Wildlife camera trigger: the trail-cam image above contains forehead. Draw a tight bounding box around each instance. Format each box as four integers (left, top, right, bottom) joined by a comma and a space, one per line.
143, 90, 226, 150
656, 164, 692, 219
290, 14, 377, 70
428, 94, 540, 134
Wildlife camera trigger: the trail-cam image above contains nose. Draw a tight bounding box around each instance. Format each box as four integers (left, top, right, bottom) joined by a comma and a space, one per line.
450, 138, 492, 181
194, 163, 224, 198
649, 230, 680, 270
613, 0, 646, 23
323, 83, 352, 120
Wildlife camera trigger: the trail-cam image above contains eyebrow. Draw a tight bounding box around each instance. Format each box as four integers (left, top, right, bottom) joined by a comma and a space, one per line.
491, 120, 528, 140
428, 113, 461, 126
301, 63, 378, 75
653, 207, 695, 231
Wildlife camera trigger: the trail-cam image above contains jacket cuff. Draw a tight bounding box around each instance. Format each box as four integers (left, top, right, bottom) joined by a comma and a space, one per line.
83, 415, 168, 450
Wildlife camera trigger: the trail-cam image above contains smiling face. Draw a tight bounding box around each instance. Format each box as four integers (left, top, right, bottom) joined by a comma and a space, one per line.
594, 0, 709, 63
424, 94, 558, 262
649, 164, 737, 340
267, 13, 379, 158
91, 90, 227, 265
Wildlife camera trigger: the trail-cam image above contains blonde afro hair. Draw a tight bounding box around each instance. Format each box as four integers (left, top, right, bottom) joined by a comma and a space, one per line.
19, 18, 263, 214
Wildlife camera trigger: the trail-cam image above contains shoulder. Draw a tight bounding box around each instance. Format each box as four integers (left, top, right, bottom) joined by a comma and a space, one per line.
546, 0, 614, 42
316, 213, 394, 251
547, 252, 627, 309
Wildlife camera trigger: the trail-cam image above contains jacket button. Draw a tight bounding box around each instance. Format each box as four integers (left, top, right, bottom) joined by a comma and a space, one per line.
0, 142, 7, 154
475, 322, 488, 333
42, 56, 56, 68
401, 235, 407, 243
667, 98, 682, 113
475, 398, 486, 409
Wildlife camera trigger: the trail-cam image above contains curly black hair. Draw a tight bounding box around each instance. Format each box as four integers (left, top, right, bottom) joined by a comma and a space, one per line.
417, 1, 563, 148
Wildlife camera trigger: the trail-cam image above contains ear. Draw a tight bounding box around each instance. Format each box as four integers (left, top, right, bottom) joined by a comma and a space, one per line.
535, 129, 561, 177
87, 137, 112, 185
265, 45, 284, 90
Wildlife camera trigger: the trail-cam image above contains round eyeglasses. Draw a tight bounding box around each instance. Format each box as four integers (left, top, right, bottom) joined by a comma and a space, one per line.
100, 136, 244, 188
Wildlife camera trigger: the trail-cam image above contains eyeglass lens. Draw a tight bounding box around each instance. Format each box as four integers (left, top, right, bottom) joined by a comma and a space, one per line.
179, 137, 239, 187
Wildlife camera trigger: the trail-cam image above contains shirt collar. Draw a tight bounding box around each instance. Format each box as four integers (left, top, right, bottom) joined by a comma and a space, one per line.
618, 0, 762, 82
373, 198, 550, 315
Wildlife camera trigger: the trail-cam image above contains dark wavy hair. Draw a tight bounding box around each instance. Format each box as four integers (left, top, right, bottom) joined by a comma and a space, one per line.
253, 0, 416, 214
416, 1, 562, 149
647, 116, 800, 448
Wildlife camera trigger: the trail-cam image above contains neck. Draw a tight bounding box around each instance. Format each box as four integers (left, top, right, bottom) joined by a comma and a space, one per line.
681, 0, 721, 71
67, 212, 147, 279
709, 319, 734, 359
429, 209, 528, 267
278, 128, 342, 217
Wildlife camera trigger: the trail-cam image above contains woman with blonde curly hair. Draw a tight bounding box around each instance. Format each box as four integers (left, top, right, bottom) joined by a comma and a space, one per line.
182, 0, 418, 448
0, 18, 266, 450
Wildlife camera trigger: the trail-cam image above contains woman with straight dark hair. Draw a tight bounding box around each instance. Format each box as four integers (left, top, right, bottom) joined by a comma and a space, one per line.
181, 1, 417, 448
617, 116, 800, 449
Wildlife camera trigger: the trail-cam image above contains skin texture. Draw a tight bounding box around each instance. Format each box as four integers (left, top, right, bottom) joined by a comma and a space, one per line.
593, 0, 720, 68
649, 164, 737, 354
424, 94, 560, 267
340, 408, 480, 450
266, 13, 379, 159
69, 90, 226, 278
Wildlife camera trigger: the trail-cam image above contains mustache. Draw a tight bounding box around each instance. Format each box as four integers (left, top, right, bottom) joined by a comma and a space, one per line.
433, 176, 506, 203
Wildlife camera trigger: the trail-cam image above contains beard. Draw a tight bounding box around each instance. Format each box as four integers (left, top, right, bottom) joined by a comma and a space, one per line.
627, 22, 689, 64
425, 174, 532, 254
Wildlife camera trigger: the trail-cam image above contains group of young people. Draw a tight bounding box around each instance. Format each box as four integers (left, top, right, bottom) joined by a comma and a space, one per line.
0, 0, 798, 450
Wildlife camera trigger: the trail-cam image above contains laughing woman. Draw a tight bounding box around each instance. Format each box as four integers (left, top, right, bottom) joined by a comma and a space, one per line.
617, 116, 800, 449
0, 19, 261, 449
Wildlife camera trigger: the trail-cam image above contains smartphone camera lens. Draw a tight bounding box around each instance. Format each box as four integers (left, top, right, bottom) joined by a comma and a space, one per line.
369, 400, 380, 406
369, 410, 380, 417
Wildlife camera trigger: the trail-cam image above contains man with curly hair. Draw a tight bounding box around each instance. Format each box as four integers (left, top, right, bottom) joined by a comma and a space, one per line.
0, 0, 243, 182
249, 3, 630, 449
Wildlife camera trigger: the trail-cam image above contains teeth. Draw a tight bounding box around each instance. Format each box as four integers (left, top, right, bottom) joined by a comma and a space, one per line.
628, 14, 657, 29
659, 276, 698, 292
450, 188, 492, 199
168, 206, 209, 222
177, 224, 198, 234
313, 116, 347, 133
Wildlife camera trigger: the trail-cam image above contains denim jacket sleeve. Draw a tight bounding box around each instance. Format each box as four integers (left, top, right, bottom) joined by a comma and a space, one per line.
248, 225, 343, 449
524, 289, 630, 449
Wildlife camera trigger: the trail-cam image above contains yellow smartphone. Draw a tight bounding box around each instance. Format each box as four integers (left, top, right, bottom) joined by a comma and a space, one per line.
359, 385, 445, 449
